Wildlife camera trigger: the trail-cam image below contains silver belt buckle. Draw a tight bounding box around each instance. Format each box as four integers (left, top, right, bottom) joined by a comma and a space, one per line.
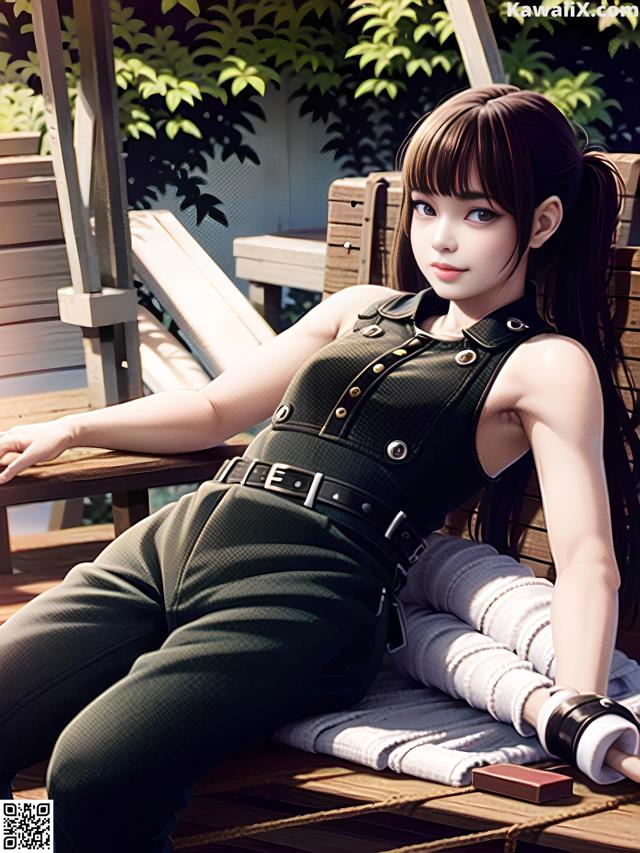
264, 462, 293, 493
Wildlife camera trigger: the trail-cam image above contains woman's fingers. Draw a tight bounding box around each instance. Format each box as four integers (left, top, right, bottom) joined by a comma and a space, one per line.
605, 744, 640, 783
0, 451, 36, 484
0, 439, 39, 484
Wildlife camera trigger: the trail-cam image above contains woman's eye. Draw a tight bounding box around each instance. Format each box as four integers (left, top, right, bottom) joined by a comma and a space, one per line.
468, 208, 496, 223
411, 201, 433, 216
411, 201, 497, 222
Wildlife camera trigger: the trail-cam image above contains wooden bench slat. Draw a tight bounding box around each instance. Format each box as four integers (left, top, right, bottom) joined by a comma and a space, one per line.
0, 132, 41, 157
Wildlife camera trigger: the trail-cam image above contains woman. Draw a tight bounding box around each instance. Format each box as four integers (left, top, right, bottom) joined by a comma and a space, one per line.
0, 84, 638, 851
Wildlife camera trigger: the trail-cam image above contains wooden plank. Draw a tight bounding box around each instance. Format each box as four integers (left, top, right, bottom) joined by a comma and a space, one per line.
129, 211, 275, 376
28, 6, 100, 296
0, 277, 71, 314
0, 132, 40, 157
0, 176, 58, 203
233, 234, 326, 269
134, 209, 275, 345
30, 1, 128, 413
445, 0, 506, 86
0, 199, 63, 246
0, 442, 247, 508
168, 744, 640, 853
0, 320, 84, 377
0, 243, 69, 282
0, 300, 61, 325
74, 0, 144, 405
236, 257, 325, 292
0, 154, 54, 180
609, 153, 640, 193
9, 524, 115, 575
0, 388, 92, 423
136, 304, 211, 392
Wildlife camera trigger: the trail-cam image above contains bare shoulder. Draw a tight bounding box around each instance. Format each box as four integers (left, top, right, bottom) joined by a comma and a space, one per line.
332, 284, 401, 338
506, 332, 599, 413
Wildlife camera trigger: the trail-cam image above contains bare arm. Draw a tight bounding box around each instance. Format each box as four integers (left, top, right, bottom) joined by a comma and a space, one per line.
0, 285, 392, 480
514, 337, 640, 782
514, 335, 620, 694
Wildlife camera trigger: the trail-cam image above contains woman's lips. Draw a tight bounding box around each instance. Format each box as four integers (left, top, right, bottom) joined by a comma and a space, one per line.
431, 264, 467, 281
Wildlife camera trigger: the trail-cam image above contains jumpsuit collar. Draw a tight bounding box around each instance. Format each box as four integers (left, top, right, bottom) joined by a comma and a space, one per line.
411, 284, 547, 350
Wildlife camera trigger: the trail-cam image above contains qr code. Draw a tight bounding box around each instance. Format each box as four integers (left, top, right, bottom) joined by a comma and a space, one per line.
0, 799, 53, 852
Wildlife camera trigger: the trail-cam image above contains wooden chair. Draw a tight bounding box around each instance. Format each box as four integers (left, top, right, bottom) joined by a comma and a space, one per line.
5, 155, 640, 852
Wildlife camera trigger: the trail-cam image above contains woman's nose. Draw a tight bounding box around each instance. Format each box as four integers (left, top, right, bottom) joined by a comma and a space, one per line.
431, 219, 457, 253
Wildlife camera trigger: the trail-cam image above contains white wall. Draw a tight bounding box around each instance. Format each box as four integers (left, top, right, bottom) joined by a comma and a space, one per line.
147, 70, 353, 297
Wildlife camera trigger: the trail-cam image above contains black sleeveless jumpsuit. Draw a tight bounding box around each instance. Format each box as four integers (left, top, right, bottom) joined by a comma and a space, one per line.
0, 285, 555, 852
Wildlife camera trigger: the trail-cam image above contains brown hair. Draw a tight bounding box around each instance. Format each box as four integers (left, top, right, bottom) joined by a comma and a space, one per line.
391, 84, 640, 629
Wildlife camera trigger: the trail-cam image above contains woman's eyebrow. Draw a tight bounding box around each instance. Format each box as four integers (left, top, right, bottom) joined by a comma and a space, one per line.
410, 189, 490, 201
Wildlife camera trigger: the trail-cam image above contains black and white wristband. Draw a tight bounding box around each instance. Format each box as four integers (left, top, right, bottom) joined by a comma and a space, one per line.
543, 692, 640, 784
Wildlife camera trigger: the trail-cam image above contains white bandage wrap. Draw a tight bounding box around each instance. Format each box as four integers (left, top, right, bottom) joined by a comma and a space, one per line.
536, 688, 579, 755
575, 713, 640, 784
391, 606, 554, 737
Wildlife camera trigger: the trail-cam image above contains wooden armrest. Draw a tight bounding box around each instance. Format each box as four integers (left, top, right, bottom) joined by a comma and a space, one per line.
0, 442, 247, 508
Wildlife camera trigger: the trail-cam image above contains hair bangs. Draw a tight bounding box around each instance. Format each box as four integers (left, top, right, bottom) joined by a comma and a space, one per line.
405, 112, 520, 217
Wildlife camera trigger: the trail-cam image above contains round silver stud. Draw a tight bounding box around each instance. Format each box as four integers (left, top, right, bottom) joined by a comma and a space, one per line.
361, 502, 373, 514
455, 349, 477, 366
273, 403, 291, 422
386, 439, 409, 461
294, 480, 302, 488
506, 317, 529, 332
362, 324, 384, 337
372, 363, 385, 373
348, 386, 361, 398
332, 492, 341, 500
335, 407, 348, 418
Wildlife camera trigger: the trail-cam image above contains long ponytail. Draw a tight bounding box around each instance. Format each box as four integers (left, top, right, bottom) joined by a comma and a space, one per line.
476, 151, 640, 630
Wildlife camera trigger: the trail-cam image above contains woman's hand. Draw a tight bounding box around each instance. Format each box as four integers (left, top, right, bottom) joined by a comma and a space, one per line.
0, 421, 75, 484
606, 744, 640, 782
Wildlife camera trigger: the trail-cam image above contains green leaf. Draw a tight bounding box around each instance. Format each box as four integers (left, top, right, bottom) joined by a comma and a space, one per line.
161, 0, 178, 13
179, 0, 200, 14
231, 77, 248, 96
179, 118, 202, 137
354, 78, 378, 97
246, 75, 266, 95
165, 118, 180, 139
218, 66, 240, 85
166, 89, 184, 111
179, 80, 202, 99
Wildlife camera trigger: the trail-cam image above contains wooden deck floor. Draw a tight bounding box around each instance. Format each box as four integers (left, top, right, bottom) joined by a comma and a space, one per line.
3, 573, 640, 853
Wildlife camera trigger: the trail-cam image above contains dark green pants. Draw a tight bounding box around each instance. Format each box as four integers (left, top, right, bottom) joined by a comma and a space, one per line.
0, 481, 391, 852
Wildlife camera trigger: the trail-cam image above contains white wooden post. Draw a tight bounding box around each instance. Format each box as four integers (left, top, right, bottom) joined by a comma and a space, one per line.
444, 0, 506, 86
29, 1, 142, 409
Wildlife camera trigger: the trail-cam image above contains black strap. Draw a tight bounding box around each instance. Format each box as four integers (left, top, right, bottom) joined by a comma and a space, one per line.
546, 693, 640, 763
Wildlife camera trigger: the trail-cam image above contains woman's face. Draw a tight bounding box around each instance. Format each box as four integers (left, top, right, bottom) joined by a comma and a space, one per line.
409, 178, 526, 301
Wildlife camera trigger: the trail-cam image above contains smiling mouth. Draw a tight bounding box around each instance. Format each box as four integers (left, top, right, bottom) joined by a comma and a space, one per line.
431, 262, 467, 272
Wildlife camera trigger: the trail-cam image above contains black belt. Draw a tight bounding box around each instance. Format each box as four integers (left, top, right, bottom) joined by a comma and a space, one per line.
213, 456, 426, 653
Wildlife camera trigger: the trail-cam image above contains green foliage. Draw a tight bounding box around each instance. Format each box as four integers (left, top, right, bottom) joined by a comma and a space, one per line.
0, 0, 635, 225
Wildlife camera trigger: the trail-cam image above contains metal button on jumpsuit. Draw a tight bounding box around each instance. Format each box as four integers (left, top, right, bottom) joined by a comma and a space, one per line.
0, 284, 555, 852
